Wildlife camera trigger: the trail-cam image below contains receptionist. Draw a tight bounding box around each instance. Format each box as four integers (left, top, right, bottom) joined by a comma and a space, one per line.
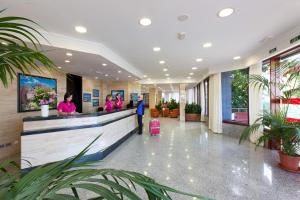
57, 93, 76, 116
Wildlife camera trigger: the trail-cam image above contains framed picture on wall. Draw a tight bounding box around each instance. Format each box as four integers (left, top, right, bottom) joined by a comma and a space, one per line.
83, 93, 92, 102
92, 89, 99, 97
92, 99, 99, 107
18, 73, 57, 112
130, 93, 138, 105
111, 90, 125, 101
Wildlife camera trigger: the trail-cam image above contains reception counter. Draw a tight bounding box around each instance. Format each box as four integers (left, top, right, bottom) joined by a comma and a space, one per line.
21, 108, 138, 169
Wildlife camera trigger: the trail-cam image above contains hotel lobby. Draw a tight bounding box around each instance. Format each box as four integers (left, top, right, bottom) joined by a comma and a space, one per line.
1, 1, 300, 200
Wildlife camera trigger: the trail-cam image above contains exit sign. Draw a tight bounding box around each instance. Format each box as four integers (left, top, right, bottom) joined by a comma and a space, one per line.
290, 35, 300, 44
269, 47, 277, 54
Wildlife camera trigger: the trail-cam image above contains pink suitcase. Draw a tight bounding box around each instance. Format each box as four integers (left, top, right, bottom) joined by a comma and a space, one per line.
149, 119, 160, 136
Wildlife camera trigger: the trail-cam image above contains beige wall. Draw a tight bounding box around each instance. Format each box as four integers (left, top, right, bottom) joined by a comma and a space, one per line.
0, 68, 66, 161
82, 78, 103, 113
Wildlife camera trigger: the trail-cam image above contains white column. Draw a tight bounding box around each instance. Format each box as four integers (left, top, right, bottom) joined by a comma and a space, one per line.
179, 84, 187, 121
249, 63, 264, 143
208, 73, 223, 133
200, 82, 206, 121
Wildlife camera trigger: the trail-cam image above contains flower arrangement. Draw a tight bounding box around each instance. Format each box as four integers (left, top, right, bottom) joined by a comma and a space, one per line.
32, 87, 57, 106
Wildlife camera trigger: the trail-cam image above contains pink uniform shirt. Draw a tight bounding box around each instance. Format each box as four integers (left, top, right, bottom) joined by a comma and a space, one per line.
114, 99, 123, 109
57, 101, 76, 113
105, 100, 113, 112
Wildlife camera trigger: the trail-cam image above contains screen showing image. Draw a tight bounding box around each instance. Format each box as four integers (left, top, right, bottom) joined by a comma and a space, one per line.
111, 90, 125, 101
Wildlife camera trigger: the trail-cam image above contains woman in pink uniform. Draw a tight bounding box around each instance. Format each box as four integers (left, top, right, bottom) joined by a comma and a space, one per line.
114, 93, 123, 110
57, 93, 76, 116
104, 94, 113, 112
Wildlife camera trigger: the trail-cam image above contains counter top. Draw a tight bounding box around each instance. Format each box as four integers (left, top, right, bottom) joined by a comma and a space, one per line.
23, 107, 137, 122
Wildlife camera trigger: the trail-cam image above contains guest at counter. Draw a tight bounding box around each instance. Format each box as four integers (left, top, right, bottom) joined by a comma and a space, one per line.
114, 93, 123, 110
136, 95, 145, 135
104, 94, 113, 112
57, 93, 76, 116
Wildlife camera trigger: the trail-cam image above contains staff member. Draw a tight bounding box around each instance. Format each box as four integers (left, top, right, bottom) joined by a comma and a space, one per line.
57, 93, 76, 116
136, 95, 145, 135
114, 93, 123, 110
104, 94, 113, 112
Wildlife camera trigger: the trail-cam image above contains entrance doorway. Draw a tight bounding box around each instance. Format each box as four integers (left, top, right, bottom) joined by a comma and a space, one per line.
66, 73, 82, 113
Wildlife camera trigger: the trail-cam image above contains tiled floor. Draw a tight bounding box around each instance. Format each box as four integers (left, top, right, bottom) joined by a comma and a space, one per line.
94, 113, 300, 200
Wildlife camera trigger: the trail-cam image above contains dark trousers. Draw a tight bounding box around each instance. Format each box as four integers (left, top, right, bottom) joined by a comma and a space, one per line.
137, 115, 143, 134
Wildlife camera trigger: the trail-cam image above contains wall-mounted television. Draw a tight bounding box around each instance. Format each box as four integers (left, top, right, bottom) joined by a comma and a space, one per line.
18, 73, 57, 112
111, 90, 125, 101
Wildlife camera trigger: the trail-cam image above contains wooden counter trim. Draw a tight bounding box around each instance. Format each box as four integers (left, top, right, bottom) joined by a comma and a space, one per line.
22, 113, 136, 136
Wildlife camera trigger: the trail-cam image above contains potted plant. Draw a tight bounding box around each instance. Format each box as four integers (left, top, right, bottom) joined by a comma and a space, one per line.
168, 98, 179, 118
33, 87, 57, 117
239, 60, 300, 173
185, 103, 201, 121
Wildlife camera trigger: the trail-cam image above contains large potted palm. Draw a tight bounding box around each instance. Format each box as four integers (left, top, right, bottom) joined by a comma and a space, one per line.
0, 10, 210, 199
239, 60, 300, 173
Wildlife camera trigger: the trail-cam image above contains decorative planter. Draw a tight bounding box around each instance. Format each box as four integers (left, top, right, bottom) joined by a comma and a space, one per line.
173, 108, 179, 116
278, 151, 300, 173
150, 108, 160, 118
185, 113, 201, 122
41, 105, 49, 117
169, 110, 178, 118
162, 108, 169, 117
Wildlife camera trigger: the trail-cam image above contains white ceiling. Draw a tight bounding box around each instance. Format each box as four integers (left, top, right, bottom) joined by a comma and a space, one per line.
2, 0, 300, 82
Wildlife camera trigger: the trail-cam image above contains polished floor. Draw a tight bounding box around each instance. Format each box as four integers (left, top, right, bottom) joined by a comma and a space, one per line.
93, 113, 300, 200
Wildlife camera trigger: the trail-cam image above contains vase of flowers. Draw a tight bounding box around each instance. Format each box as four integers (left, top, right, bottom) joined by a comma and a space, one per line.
33, 87, 57, 117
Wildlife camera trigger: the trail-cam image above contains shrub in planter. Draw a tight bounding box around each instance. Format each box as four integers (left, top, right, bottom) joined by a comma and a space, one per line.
239, 59, 300, 173
185, 103, 201, 121
168, 98, 179, 117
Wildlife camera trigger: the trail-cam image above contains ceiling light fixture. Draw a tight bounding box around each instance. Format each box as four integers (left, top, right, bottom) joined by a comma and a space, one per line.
58, 66, 62, 69
102, 63, 107, 66
139, 18, 152, 26
116, 77, 119, 80
143, 75, 148, 78
192, 67, 198, 70
166, 77, 171, 80
203, 42, 212, 48
153, 47, 161, 52
159, 60, 166, 65
75, 26, 87, 33
147, 78, 151, 81
128, 75, 132, 78
218, 8, 234, 18
233, 56, 241, 60
95, 77, 98, 79
189, 72, 194, 75
165, 74, 170, 77
187, 77, 192, 79
65, 60, 70, 63
105, 74, 108, 77
163, 68, 168, 72
196, 58, 203, 62
66, 52, 72, 56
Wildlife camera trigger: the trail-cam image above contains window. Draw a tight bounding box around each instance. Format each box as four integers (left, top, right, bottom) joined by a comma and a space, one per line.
222, 68, 249, 125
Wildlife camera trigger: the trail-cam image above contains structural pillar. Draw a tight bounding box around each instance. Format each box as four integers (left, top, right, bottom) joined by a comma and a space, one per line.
149, 87, 157, 109
179, 84, 187, 121
157, 90, 162, 103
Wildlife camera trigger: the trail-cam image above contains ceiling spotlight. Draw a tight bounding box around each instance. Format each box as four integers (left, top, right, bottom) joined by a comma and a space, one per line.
139, 18, 152, 26
166, 77, 171, 80
102, 63, 107, 66
187, 76, 192, 79
118, 70, 122, 73
143, 75, 148, 78
95, 77, 98, 79
192, 67, 198, 70
153, 47, 161, 52
218, 8, 234, 18
165, 74, 170, 76
116, 77, 119, 80
65, 60, 70, 63
203, 42, 212, 48
159, 60, 166, 65
75, 26, 87, 33
128, 75, 132, 78
196, 58, 203, 62
189, 72, 194, 75
163, 68, 168, 72
233, 56, 241, 60
147, 78, 151, 81
105, 74, 108, 77
66, 52, 72, 56
58, 66, 62, 69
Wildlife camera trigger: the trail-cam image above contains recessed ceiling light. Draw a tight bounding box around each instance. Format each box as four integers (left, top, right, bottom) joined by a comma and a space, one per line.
153, 47, 161, 52
65, 60, 70, 63
128, 75, 132, 78
139, 18, 152, 26
165, 74, 170, 77
102, 63, 107, 66
233, 56, 241, 60
118, 70, 122, 73
189, 72, 194, 75
166, 77, 171, 80
143, 75, 147, 78
187, 76, 191, 79
116, 77, 119, 80
95, 76, 98, 79
159, 60, 166, 65
196, 58, 203, 62
105, 74, 108, 77
58, 66, 62, 69
203, 42, 212, 48
75, 26, 87, 33
147, 78, 151, 81
163, 68, 168, 72
66, 52, 72, 56
192, 67, 198, 70
218, 8, 234, 18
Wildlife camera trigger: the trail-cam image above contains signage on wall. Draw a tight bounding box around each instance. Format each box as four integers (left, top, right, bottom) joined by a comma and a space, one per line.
92, 99, 99, 107
83, 93, 91, 102
93, 89, 99, 97
290, 34, 300, 44
269, 47, 277, 54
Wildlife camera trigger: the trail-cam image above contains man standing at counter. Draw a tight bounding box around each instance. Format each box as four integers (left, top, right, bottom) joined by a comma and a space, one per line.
136, 95, 144, 135
57, 93, 76, 116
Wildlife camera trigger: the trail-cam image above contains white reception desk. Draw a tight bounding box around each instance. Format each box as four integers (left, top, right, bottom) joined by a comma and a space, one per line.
21, 108, 138, 170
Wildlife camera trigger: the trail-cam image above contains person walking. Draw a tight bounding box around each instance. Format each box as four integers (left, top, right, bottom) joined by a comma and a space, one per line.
136, 95, 145, 135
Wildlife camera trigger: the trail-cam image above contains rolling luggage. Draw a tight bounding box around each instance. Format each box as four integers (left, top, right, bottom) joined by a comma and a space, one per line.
149, 119, 160, 136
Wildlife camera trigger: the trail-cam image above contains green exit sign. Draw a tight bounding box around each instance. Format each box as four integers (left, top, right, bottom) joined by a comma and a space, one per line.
269, 47, 277, 54
290, 35, 300, 44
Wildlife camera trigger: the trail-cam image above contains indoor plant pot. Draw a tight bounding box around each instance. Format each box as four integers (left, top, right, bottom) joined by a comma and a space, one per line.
278, 151, 300, 172
169, 110, 178, 118
41, 104, 49, 117
150, 108, 159, 118
162, 108, 169, 117
185, 103, 201, 122
185, 113, 200, 121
